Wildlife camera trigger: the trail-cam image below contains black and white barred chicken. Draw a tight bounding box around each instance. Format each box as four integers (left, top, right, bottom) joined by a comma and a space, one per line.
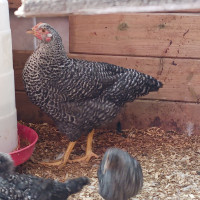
98, 148, 143, 200
23, 22, 163, 167
0, 152, 89, 200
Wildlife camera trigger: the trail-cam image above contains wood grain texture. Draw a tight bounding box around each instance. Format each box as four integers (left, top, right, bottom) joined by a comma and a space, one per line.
13, 51, 31, 91
16, 91, 53, 124
14, 0, 200, 17
107, 99, 200, 135
13, 51, 200, 102
15, 92, 200, 135
69, 53, 200, 103
14, 69, 24, 91
69, 14, 200, 58
13, 50, 31, 69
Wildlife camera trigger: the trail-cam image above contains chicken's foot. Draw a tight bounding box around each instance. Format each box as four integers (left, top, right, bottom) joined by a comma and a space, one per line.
71, 129, 98, 163
39, 141, 76, 168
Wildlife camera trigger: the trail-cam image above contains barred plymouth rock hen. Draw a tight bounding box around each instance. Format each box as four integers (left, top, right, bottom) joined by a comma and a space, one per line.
98, 148, 143, 200
23, 22, 163, 166
0, 152, 89, 200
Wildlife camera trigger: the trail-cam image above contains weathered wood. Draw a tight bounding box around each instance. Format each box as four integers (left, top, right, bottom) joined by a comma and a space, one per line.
13, 50, 200, 103
15, 91, 53, 124
8, 0, 21, 9
69, 53, 200, 103
107, 100, 200, 135
15, 91, 200, 135
13, 51, 31, 91
14, 0, 200, 17
14, 69, 24, 91
69, 14, 200, 59
14, 50, 200, 135
13, 50, 31, 69
170, 8, 200, 13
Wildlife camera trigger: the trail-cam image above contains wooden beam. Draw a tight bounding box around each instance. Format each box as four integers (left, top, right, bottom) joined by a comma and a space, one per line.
69, 14, 200, 59
15, 91, 200, 135
14, 69, 24, 91
13, 50, 31, 69
13, 0, 200, 17
13, 50, 200, 103
16, 91, 53, 124
14, 50, 200, 135
107, 99, 200, 135
13, 50, 31, 91
68, 53, 200, 103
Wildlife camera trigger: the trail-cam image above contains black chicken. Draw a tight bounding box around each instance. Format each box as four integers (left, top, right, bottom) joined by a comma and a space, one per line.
0, 152, 89, 200
98, 148, 143, 200
23, 22, 163, 166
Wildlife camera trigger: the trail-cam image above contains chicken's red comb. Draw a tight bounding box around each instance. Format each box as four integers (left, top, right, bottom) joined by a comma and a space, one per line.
33, 22, 44, 29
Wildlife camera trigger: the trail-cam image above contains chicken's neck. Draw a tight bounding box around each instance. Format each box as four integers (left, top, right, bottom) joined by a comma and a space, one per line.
23, 39, 68, 107
26, 39, 68, 72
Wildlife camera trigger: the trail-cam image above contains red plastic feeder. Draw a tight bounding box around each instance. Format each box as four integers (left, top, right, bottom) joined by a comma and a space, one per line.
9, 123, 38, 166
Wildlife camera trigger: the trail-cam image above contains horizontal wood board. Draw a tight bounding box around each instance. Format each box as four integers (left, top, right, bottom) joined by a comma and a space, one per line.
16, 91, 200, 135
69, 14, 200, 59
69, 53, 200, 103
13, 11, 200, 135
14, 51, 200, 103
16, 91, 53, 124
109, 100, 200, 135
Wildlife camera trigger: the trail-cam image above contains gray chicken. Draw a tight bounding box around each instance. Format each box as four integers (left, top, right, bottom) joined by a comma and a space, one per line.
98, 148, 143, 200
0, 152, 89, 200
23, 22, 163, 166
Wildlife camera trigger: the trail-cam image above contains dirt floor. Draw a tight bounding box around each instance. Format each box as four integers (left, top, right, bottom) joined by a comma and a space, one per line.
16, 122, 200, 200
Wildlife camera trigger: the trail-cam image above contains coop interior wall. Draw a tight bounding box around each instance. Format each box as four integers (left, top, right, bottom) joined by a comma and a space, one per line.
10, 10, 69, 51
10, 7, 200, 135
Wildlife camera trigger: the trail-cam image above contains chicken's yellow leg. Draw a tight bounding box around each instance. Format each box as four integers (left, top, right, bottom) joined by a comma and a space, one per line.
40, 141, 76, 167
71, 129, 98, 163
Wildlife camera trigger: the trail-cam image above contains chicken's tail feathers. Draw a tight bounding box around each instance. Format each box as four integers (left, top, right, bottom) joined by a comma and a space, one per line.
137, 75, 163, 98
65, 176, 90, 195
147, 77, 163, 93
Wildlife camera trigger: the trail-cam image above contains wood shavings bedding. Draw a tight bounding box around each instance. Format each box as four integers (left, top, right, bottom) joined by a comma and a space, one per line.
16, 122, 200, 199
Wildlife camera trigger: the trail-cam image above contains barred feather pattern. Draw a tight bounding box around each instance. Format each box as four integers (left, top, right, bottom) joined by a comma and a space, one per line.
98, 148, 143, 200
0, 153, 90, 200
23, 23, 163, 141
0, 175, 89, 200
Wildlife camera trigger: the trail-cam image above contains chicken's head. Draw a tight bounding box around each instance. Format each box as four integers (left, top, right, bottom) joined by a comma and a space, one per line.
103, 148, 121, 173
26, 22, 53, 42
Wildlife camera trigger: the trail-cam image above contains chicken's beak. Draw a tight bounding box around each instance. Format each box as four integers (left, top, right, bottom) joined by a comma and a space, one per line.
26, 29, 35, 35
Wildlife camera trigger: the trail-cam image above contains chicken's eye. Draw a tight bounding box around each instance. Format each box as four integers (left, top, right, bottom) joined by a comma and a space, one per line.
41, 29, 45, 32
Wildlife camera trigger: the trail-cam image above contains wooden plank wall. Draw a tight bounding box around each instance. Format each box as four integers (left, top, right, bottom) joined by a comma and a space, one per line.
68, 14, 200, 135
14, 13, 200, 135
14, 51, 53, 124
